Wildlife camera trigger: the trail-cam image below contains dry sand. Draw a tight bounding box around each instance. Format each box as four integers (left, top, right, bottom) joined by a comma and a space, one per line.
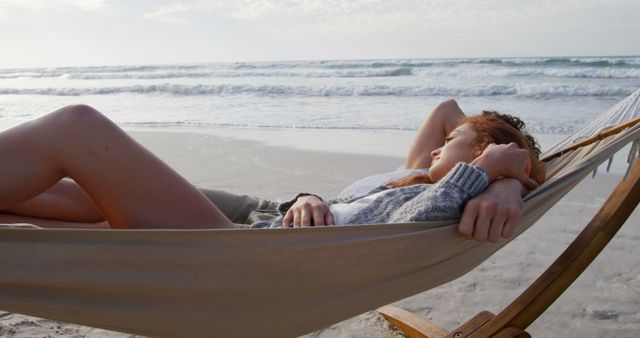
0, 129, 639, 337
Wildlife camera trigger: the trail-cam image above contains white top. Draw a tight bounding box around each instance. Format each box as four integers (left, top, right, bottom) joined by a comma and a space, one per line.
331, 168, 430, 225
330, 189, 394, 225
337, 168, 430, 200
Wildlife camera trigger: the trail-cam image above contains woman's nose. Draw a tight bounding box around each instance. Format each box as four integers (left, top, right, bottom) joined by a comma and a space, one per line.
431, 147, 441, 159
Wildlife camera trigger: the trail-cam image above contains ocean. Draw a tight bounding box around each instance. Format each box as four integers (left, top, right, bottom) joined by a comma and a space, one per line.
1, 56, 639, 153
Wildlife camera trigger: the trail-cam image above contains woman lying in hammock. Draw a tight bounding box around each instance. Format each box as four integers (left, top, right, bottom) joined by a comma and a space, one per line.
0, 101, 544, 242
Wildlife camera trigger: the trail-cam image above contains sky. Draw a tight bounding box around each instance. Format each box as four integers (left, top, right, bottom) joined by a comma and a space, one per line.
0, 0, 639, 68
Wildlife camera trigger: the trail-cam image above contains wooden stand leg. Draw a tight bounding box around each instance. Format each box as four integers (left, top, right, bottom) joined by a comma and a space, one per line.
446, 311, 495, 337
492, 327, 531, 338
377, 306, 516, 338
378, 305, 448, 338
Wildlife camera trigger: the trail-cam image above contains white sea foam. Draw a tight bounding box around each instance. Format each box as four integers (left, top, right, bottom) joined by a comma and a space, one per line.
3, 66, 639, 80
116, 117, 592, 135
1, 56, 639, 80
0, 83, 635, 97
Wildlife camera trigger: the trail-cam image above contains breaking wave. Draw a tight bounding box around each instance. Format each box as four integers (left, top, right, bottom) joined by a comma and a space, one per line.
1, 83, 634, 97
1, 56, 638, 80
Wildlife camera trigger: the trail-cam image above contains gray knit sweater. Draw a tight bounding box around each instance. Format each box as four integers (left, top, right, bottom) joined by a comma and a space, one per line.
251, 162, 489, 228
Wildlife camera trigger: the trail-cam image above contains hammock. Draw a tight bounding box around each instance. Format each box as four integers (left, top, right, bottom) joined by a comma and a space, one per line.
1, 89, 639, 338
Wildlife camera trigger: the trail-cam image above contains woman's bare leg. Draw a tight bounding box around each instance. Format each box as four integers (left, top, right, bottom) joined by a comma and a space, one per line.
405, 99, 466, 169
0, 212, 109, 229
0, 104, 234, 229
1, 178, 104, 223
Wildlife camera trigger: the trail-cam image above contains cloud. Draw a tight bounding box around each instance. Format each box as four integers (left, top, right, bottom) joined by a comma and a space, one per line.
0, 0, 106, 11
141, 0, 640, 35
0, 0, 103, 19
145, 0, 415, 21
67, 0, 106, 10
139, 1, 526, 28
143, 3, 194, 24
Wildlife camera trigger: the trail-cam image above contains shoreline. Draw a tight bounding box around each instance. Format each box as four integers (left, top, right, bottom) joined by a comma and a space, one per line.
125, 124, 571, 158
1, 116, 571, 159
127, 125, 638, 176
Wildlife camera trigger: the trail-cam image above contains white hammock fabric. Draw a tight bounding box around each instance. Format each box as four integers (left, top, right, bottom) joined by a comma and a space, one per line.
0, 89, 639, 338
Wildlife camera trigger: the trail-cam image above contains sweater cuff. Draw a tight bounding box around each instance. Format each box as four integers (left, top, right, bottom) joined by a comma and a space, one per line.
277, 193, 324, 215
443, 162, 490, 196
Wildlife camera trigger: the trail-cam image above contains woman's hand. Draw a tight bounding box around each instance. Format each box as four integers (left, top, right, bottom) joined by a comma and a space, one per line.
282, 195, 335, 227
459, 178, 524, 242
471, 143, 539, 190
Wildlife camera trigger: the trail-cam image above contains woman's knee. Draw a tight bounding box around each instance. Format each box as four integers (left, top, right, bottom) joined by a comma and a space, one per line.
55, 104, 106, 123
50, 104, 117, 133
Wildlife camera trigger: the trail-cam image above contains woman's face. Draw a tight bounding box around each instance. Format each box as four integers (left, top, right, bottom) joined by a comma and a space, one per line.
428, 123, 482, 182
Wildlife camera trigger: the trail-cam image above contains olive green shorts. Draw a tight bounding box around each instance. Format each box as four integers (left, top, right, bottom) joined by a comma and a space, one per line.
198, 188, 279, 225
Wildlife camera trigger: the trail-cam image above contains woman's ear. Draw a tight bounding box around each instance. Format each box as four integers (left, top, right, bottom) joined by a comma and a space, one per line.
473, 147, 483, 157
473, 140, 490, 157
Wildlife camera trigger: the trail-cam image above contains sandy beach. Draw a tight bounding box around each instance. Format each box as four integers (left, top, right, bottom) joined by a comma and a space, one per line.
0, 128, 639, 338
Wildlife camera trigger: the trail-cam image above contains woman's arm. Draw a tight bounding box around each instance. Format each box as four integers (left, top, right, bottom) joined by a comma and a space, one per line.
389, 143, 537, 238
387, 162, 489, 223
405, 99, 466, 169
